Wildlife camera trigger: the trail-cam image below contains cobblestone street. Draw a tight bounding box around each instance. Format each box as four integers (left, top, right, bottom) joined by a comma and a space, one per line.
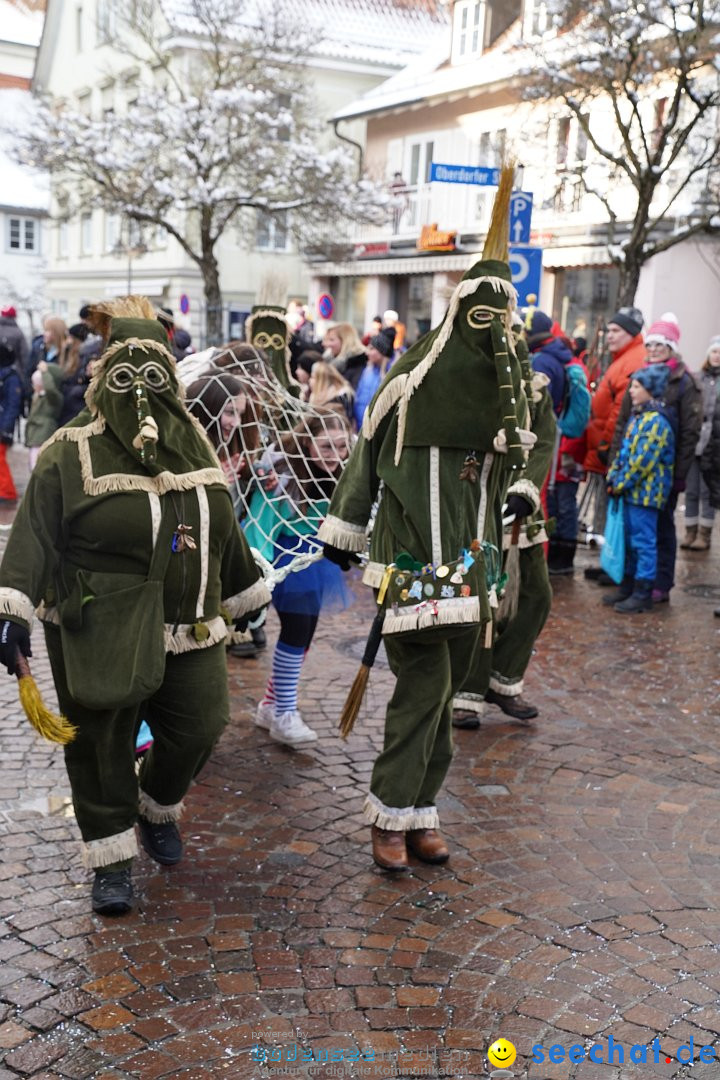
1, 459, 719, 1078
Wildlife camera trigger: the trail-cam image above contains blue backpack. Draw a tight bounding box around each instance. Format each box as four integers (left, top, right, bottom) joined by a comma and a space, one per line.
558, 362, 591, 439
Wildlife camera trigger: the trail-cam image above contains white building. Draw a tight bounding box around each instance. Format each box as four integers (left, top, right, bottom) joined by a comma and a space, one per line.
308, 0, 720, 368
0, 0, 48, 338
32, 0, 448, 346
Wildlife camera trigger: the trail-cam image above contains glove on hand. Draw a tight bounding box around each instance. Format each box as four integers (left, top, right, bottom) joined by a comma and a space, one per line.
0, 620, 31, 676
505, 494, 534, 522
596, 443, 610, 466
234, 607, 267, 634
322, 544, 362, 572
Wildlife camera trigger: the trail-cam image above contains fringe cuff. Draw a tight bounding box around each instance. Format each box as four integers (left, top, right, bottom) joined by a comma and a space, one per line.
382, 596, 481, 635
362, 560, 386, 588
83, 827, 138, 869
164, 615, 228, 655
454, 693, 486, 715
139, 789, 184, 823
317, 515, 367, 552
507, 477, 541, 514
363, 793, 439, 832
222, 578, 271, 619
489, 674, 523, 696
0, 587, 35, 629
502, 525, 549, 550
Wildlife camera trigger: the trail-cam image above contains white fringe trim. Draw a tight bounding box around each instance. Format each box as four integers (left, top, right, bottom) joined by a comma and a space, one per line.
502, 525, 549, 550
222, 577, 271, 619
507, 478, 541, 514
83, 827, 138, 869
164, 615, 228, 655
362, 561, 386, 588
454, 693, 487, 715
489, 675, 524, 696
316, 515, 368, 552
139, 789, 184, 824
363, 792, 439, 831
0, 587, 35, 628
382, 595, 482, 635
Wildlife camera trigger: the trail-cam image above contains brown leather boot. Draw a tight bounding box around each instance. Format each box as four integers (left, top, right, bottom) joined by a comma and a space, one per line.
689, 525, 712, 551
680, 526, 698, 549
371, 825, 409, 871
406, 828, 449, 864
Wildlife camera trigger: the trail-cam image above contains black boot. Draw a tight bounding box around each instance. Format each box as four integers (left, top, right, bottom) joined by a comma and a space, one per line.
548, 539, 576, 575
92, 865, 134, 915
138, 817, 183, 865
602, 575, 634, 606
614, 580, 653, 613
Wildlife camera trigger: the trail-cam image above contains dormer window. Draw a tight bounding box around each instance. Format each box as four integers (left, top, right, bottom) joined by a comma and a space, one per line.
452, 0, 483, 62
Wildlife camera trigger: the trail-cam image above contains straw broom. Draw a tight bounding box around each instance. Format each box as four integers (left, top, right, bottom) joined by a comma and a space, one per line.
498, 519, 522, 622
15, 653, 77, 745
338, 610, 385, 739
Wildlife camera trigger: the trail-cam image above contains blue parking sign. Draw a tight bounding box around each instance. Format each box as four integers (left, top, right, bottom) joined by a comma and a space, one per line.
509, 246, 543, 307
509, 191, 533, 245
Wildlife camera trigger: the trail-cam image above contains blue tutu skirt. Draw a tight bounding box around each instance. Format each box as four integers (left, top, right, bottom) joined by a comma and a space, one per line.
271, 534, 352, 616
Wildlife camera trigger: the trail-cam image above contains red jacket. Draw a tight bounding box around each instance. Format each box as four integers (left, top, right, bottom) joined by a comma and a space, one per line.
584, 334, 646, 474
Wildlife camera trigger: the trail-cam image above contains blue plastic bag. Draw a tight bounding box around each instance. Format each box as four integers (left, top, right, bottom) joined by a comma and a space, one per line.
600, 497, 625, 584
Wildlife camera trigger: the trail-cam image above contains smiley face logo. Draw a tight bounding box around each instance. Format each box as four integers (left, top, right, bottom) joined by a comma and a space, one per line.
487, 1038, 516, 1069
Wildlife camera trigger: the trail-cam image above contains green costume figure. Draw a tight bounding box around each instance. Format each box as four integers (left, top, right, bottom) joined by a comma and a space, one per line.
319, 168, 539, 871
454, 330, 557, 724
245, 305, 295, 391
0, 298, 270, 915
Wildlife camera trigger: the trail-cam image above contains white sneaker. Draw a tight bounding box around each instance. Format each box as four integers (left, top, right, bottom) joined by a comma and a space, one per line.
255, 702, 275, 730
270, 710, 318, 746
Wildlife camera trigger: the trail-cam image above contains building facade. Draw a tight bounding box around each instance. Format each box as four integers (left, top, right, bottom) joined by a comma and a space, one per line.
32, 0, 448, 346
309, 0, 720, 369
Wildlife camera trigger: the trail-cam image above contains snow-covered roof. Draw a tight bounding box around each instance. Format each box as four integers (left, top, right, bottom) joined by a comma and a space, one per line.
0, 0, 44, 48
0, 89, 49, 212
160, 0, 449, 68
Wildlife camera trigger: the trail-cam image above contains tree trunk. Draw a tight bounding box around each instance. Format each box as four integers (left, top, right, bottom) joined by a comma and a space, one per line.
616, 253, 642, 309
201, 257, 223, 346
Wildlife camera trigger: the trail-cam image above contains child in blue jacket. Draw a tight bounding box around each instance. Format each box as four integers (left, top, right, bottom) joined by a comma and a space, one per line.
605, 364, 675, 613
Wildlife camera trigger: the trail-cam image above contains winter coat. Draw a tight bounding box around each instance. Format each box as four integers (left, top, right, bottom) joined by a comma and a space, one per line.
529, 336, 572, 413
0, 365, 23, 444
555, 359, 590, 484
607, 404, 675, 509
25, 364, 64, 447
584, 334, 646, 474
353, 363, 383, 429
609, 360, 701, 488
0, 316, 28, 371
701, 386, 720, 508
338, 352, 367, 391
696, 367, 720, 457
59, 363, 92, 426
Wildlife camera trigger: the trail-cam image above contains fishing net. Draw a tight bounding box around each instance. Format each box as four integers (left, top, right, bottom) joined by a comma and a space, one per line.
178, 344, 356, 589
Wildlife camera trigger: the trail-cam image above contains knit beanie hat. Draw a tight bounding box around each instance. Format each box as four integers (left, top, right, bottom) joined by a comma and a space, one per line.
608, 306, 643, 338
645, 312, 680, 348
632, 363, 670, 400
706, 335, 720, 357
526, 310, 554, 348
1, 306, 16, 319
370, 327, 396, 358
68, 322, 89, 342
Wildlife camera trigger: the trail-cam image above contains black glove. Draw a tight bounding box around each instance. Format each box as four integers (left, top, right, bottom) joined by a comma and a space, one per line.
0, 620, 31, 676
596, 443, 609, 466
505, 494, 534, 522
234, 608, 266, 634
323, 544, 362, 572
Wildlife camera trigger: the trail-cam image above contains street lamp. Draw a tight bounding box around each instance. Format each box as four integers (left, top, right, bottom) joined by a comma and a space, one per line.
112, 220, 147, 294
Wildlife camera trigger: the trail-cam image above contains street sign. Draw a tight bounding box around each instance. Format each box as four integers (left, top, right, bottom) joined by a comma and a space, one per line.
429, 163, 501, 186
317, 293, 334, 320
509, 191, 533, 246
179, 293, 190, 315
509, 246, 543, 307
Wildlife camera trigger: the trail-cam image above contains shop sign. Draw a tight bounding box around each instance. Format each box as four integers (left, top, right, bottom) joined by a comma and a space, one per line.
354, 241, 391, 258
417, 224, 457, 252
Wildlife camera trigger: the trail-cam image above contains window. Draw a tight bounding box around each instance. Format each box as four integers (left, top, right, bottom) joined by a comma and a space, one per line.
58, 221, 69, 257
76, 4, 83, 51
556, 117, 571, 166
576, 116, 589, 162
408, 141, 434, 186
454, 0, 484, 60
525, 0, 549, 37
7, 216, 38, 253
478, 129, 506, 168
105, 212, 120, 253
484, 0, 520, 48
97, 0, 118, 43
80, 213, 93, 254
256, 210, 289, 252
77, 89, 91, 115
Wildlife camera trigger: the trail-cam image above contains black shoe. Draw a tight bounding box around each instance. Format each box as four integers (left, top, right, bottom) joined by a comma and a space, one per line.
602, 579, 633, 606
138, 817, 183, 865
584, 565, 604, 580
251, 626, 267, 651
484, 688, 539, 720
452, 709, 481, 730
227, 640, 258, 658
715, 607, 720, 618
595, 571, 615, 586
92, 868, 134, 915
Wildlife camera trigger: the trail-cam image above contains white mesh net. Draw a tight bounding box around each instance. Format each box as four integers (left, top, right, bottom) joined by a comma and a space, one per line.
178, 345, 355, 588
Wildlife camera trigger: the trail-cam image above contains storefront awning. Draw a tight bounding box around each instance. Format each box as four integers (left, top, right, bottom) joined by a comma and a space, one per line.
541, 246, 613, 269
310, 253, 478, 277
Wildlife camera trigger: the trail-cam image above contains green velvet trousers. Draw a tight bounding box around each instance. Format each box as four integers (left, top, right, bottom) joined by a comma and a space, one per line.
368, 623, 483, 829
45, 626, 229, 865
460, 543, 552, 698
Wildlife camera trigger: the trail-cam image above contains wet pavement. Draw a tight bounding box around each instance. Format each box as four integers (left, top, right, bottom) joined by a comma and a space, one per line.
1, 452, 719, 1079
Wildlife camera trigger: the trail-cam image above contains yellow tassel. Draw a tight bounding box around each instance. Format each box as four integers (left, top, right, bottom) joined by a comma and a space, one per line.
18, 675, 77, 745
338, 665, 370, 739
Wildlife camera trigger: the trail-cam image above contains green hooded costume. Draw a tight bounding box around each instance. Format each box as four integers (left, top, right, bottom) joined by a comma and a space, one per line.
0, 301, 270, 868
318, 253, 546, 832
245, 304, 295, 390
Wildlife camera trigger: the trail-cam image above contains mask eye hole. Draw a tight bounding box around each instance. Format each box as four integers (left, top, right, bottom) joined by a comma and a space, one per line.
466, 306, 493, 329
141, 362, 169, 391
106, 363, 135, 392
270, 334, 286, 351
254, 332, 271, 348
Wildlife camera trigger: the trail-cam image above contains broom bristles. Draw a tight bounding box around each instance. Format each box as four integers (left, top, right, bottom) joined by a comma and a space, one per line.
18, 675, 77, 745
338, 664, 370, 739
482, 159, 516, 263
498, 543, 521, 622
